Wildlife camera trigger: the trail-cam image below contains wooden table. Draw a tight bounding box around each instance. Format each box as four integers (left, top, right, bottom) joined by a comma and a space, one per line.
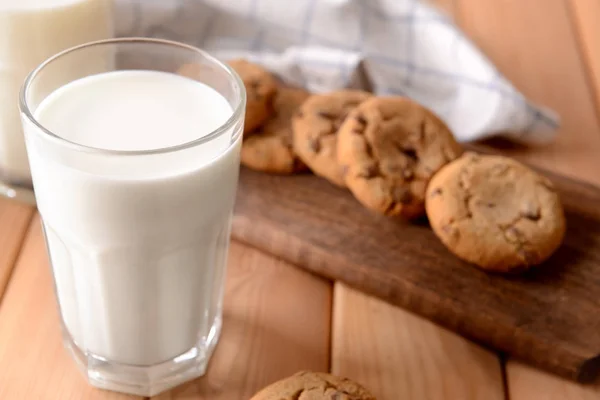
1, 0, 600, 398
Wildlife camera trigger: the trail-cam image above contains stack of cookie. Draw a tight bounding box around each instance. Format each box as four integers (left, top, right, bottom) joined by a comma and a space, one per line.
227, 60, 566, 273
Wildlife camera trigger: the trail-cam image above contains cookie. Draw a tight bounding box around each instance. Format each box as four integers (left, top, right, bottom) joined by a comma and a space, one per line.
241, 87, 310, 174
426, 152, 566, 272
250, 371, 377, 400
337, 96, 463, 218
293, 90, 372, 187
228, 59, 278, 135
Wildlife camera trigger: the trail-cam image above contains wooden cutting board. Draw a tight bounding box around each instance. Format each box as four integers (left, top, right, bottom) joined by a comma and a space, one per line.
231, 166, 600, 383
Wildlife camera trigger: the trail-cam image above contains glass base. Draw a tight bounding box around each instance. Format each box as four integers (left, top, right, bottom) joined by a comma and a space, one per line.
63, 317, 222, 396
0, 179, 36, 205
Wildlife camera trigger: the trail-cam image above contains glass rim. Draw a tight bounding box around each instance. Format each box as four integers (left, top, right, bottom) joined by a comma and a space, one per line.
19, 37, 246, 156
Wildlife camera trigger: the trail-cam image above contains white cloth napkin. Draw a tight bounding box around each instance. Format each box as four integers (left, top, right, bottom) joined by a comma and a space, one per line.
115, 0, 559, 144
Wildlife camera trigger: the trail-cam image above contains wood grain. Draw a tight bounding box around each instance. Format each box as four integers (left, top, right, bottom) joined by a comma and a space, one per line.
232, 166, 600, 382
332, 283, 504, 400
153, 242, 332, 399
0, 216, 140, 400
456, 0, 600, 185
569, 0, 600, 120
0, 198, 33, 300
507, 362, 600, 400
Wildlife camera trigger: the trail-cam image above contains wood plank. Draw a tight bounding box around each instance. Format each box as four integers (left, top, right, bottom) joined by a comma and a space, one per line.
154, 243, 331, 399
507, 362, 600, 399
454, 0, 600, 396
332, 283, 504, 400
456, 0, 600, 186
0, 215, 140, 400
0, 198, 33, 299
569, 0, 600, 120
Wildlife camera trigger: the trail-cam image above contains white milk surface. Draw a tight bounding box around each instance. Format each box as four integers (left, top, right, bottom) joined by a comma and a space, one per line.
0, 0, 112, 183
27, 70, 240, 366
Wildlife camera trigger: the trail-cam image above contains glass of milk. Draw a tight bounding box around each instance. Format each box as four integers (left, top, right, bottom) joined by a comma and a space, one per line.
19, 38, 246, 396
0, 0, 113, 204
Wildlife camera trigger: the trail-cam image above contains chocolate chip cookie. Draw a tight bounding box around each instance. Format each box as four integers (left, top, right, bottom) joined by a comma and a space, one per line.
241, 87, 310, 174
337, 96, 463, 218
293, 90, 372, 187
426, 152, 566, 272
250, 371, 377, 400
228, 59, 278, 135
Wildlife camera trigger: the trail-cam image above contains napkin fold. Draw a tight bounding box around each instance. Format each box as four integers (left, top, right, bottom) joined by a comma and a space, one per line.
115, 0, 559, 144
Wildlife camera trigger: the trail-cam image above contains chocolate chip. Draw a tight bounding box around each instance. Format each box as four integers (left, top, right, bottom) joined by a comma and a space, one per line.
249, 80, 260, 90
486, 202, 496, 208
429, 187, 442, 198
309, 139, 321, 153
317, 110, 336, 119
401, 148, 418, 162
292, 158, 305, 171
458, 168, 471, 190
418, 121, 426, 141
364, 142, 374, 158
521, 201, 540, 221
441, 224, 459, 238
393, 187, 413, 204
359, 163, 379, 179
356, 115, 367, 126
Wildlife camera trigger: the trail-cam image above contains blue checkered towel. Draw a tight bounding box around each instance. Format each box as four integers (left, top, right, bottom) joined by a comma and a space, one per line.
115, 0, 559, 144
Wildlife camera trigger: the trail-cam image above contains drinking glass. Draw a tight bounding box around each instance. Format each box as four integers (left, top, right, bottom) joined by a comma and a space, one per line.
0, 0, 113, 204
19, 38, 246, 396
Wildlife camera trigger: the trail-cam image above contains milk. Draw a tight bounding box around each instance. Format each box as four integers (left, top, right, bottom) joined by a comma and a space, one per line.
0, 0, 113, 184
24, 70, 241, 369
